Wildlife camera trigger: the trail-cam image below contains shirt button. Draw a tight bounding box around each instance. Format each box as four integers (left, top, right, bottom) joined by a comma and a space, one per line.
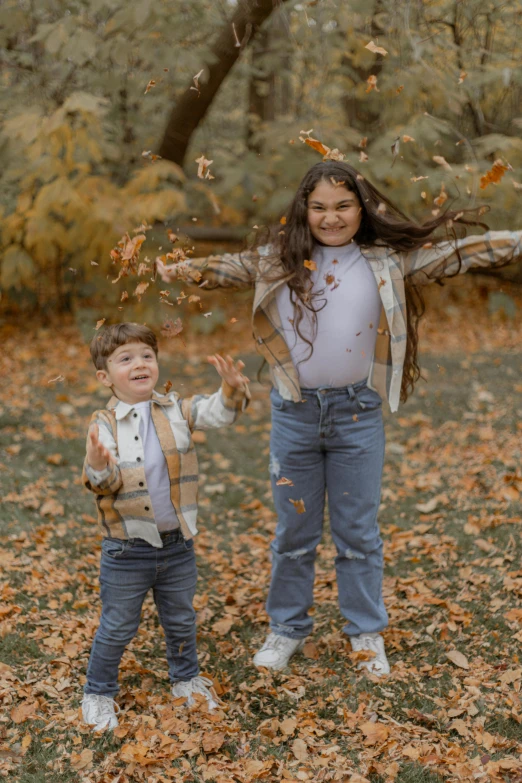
137, 457, 141, 462
139, 482, 144, 487
134, 436, 139, 441
144, 506, 150, 511
133, 413, 138, 418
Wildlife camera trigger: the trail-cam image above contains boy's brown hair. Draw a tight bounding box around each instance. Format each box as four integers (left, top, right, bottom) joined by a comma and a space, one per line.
90, 323, 158, 370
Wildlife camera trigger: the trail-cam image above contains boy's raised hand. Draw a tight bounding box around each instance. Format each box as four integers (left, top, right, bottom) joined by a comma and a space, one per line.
87, 423, 117, 472
207, 354, 249, 390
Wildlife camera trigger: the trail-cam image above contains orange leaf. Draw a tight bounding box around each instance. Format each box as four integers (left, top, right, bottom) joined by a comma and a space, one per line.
289, 498, 306, 514
480, 159, 510, 189
304, 259, 317, 271
365, 41, 388, 56
366, 75, 379, 93
360, 721, 390, 745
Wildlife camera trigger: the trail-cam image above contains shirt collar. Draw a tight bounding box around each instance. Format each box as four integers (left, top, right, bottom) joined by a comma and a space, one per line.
107, 390, 176, 420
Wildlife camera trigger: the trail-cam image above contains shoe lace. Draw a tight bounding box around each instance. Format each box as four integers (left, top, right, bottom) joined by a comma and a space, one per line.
190, 676, 215, 696
90, 695, 119, 721
356, 634, 382, 655
263, 633, 296, 651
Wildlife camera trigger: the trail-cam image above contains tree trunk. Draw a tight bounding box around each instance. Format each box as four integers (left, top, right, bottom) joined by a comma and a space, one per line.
158, 0, 291, 166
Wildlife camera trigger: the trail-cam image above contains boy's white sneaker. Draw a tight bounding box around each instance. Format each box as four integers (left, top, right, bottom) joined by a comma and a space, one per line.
350, 633, 390, 676
81, 694, 120, 731
253, 633, 306, 670
172, 676, 219, 710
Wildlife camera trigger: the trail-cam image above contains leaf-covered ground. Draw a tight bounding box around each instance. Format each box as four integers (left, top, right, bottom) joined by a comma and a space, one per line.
1, 274, 521, 783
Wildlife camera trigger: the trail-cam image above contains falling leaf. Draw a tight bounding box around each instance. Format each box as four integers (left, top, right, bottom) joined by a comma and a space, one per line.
289, 498, 306, 514
359, 137, 368, 148
396, 84, 404, 94
365, 41, 388, 56
353, 414, 359, 422
195, 154, 213, 179
480, 159, 510, 189
276, 477, 294, 487
304, 259, 317, 271
47, 375, 65, 384
95, 318, 106, 331
120, 291, 128, 302
280, 216, 287, 225
161, 317, 183, 338
359, 151, 369, 162
366, 75, 379, 92
411, 175, 429, 182
164, 380, 173, 394
300, 135, 330, 155
458, 71, 467, 84
377, 202, 387, 215
391, 137, 400, 164
433, 155, 453, 171
133, 281, 149, 301
191, 68, 204, 94
446, 649, 470, 669
434, 183, 448, 207
402, 135, 415, 143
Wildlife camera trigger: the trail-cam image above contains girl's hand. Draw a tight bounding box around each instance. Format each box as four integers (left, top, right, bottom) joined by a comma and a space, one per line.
208, 354, 249, 390
156, 259, 180, 283
87, 424, 117, 472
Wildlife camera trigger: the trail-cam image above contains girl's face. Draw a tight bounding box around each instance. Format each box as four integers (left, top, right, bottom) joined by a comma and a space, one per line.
306, 180, 362, 246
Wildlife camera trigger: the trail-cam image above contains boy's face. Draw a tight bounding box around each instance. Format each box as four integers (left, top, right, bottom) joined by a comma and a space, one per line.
96, 341, 159, 404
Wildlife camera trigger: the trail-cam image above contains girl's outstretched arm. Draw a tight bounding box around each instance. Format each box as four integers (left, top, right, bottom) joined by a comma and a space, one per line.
403, 230, 521, 285
157, 249, 259, 290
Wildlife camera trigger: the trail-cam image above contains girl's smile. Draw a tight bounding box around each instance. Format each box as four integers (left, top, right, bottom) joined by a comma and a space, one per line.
307, 180, 362, 247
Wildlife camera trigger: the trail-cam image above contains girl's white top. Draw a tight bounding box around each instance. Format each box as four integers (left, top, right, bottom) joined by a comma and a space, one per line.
133, 400, 180, 532
275, 243, 382, 389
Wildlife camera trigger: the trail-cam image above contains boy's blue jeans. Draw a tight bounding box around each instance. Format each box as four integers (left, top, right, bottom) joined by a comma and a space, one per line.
267, 381, 388, 639
84, 530, 198, 696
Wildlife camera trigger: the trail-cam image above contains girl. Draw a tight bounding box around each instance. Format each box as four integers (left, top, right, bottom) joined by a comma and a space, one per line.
158, 161, 521, 675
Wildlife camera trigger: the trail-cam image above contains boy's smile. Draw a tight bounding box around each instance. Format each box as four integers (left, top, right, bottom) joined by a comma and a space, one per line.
96, 341, 159, 404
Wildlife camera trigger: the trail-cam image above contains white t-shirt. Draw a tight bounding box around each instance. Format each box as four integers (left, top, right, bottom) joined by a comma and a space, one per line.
133, 401, 179, 532
275, 243, 382, 389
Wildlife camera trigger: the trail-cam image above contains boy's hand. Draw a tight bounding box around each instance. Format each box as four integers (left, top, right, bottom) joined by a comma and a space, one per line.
207, 354, 249, 390
87, 423, 117, 472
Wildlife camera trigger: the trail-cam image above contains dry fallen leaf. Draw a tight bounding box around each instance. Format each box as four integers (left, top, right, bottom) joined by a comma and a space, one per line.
291, 737, 308, 762
360, 721, 390, 745
446, 649, 470, 669
276, 477, 294, 487
304, 259, 317, 271
70, 749, 94, 771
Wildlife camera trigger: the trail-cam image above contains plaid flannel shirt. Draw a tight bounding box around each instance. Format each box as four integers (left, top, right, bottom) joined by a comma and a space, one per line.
83, 381, 249, 546
182, 230, 521, 412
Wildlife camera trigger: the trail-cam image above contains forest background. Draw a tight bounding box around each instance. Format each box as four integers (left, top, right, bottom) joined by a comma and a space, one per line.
1, 2, 522, 783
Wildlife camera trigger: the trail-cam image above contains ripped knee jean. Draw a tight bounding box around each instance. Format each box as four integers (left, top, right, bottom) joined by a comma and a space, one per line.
265, 383, 388, 638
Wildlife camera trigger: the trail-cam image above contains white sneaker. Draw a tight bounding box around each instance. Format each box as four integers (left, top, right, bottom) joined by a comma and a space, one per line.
253, 633, 306, 670
172, 676, 219, 710
350, 633, 390, 676
81, 694, 120, 732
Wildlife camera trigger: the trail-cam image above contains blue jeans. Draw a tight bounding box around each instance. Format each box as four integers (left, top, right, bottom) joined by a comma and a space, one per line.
84, 530, 198, 696
267, 381, 387, 639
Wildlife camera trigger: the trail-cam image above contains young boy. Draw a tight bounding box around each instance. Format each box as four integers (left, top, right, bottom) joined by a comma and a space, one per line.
81, 323, 249, 731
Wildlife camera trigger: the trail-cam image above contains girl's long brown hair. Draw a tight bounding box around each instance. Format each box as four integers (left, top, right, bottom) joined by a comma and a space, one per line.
254, 160, 489, 403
